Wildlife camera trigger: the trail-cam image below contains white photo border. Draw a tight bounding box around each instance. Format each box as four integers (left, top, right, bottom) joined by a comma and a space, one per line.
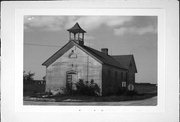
2, 1, 179, 122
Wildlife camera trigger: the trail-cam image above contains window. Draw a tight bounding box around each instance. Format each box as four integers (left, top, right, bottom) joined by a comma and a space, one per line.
121, 72, 123, 80
122, 81, 126, 87
108, 70, 111, 78
115, 71, 117, 82
126, 72, 128, 81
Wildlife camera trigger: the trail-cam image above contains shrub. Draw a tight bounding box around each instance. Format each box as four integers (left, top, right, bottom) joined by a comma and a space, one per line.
125, 90, 138, 96
116, 87, 127, 95
75, 79, 100, 96
23, 71, 35, 81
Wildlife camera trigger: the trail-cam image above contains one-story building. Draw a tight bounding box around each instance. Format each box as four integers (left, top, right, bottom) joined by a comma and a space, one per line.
42, 23, 137, 96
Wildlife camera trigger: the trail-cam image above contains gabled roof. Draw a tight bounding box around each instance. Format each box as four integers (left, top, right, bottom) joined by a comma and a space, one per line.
67, 23, 86, 33
42, 40, 104, 67
42, 41, 74, 67
42, 40, 127, 70
82, 46, 127, 70
42, 40, 138, 73
112, 55, 137, 73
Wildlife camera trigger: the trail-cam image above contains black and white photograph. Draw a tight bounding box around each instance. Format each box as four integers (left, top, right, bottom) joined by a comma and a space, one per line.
23, 16, 158, 106
1, 1, 179, 122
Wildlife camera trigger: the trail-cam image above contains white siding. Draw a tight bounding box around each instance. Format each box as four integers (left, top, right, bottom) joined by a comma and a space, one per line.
46, 46, 102, 94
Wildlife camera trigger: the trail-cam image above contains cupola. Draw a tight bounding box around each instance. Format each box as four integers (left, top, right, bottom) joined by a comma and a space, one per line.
67, 22, 86, 45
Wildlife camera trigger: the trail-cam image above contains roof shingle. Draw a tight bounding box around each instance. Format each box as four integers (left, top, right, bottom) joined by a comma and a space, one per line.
82, 46, 127, 70
112, 55, 137, 73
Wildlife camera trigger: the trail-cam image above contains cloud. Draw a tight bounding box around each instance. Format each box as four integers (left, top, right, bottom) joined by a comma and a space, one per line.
24, 16, 157, 36
65, 16, 133, 31
85, 35, 95, 41
24, 16, 133, 32
24, 16, 67, 31
114, 25, 157, 36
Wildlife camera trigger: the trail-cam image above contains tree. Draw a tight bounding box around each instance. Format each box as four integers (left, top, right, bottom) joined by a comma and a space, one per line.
23, 71, 35, 81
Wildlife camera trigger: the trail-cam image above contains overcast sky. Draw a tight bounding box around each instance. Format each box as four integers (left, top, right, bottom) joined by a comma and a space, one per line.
24, 16, 157, 84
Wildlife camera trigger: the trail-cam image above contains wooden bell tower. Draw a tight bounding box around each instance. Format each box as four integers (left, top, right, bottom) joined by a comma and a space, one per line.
67, 22, 86, 45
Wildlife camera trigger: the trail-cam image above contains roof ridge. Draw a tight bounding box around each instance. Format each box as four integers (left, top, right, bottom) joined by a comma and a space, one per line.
83, 46, 106, 59
84, 46, 113, 57
112, 54, 133, 56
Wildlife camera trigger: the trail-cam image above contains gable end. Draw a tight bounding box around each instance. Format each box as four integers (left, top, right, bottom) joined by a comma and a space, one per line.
42, 41, 103, 67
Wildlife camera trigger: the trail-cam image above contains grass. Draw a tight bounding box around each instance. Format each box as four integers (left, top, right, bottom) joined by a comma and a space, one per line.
24, 93, 157, 102
54, 93, 157, 102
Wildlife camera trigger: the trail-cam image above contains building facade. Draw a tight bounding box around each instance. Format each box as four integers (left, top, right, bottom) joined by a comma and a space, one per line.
42, 23, 137, 96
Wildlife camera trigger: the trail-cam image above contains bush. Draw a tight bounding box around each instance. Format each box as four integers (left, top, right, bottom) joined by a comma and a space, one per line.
125, 90, 138, 96
75, 79, 100, 96
116, 87, 127, 95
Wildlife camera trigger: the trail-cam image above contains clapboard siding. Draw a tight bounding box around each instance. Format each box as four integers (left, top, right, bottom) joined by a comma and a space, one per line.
102, 65, 126, 95
126, 59, 136, 86
46, 45, 102, 94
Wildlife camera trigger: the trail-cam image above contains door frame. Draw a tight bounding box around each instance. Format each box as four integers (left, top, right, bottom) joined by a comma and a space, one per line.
66, 70, 77, 93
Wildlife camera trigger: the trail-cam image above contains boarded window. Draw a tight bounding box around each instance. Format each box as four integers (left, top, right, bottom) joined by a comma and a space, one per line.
108, 70, 111, 78
122, 81, 126, 87
108, 70, 111, 85
115, 71, 117, 82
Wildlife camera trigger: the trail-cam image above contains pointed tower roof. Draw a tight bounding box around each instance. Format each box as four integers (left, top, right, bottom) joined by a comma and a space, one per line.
67, 22, 86, 33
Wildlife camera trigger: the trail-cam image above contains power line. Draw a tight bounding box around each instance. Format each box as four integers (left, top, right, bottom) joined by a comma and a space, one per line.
24, 43, 60, 48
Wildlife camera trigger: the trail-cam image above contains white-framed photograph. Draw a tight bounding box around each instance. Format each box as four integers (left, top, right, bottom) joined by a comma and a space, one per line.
1, 1, 179, 122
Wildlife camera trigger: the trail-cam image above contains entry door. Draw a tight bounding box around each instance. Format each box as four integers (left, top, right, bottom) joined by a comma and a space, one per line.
66, 72, 77, 92
71, 74, 77, 90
